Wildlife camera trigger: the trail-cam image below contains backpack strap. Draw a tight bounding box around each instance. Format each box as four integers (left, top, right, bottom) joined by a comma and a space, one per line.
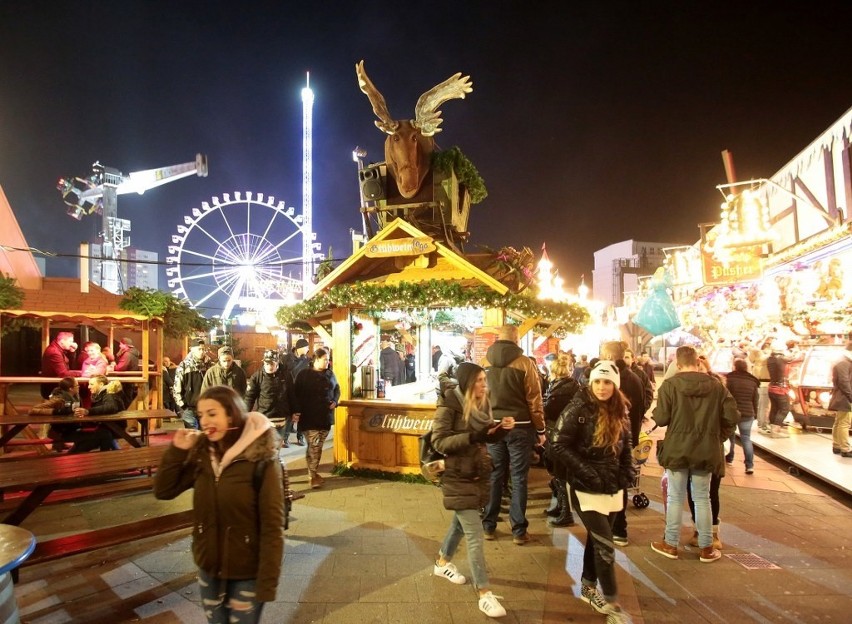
253, 458, 293, 530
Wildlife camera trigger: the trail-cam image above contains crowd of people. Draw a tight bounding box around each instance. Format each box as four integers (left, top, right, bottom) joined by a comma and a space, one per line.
32, 328, 850, 624
35, 332, 143, 452
426, 328, 849, 622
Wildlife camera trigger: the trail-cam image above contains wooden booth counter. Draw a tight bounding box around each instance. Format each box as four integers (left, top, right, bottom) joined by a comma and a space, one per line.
338, 399, 435, 474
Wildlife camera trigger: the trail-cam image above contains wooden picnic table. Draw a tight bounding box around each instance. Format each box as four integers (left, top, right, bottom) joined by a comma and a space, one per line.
0, 409, 175, 450
0, 375, 158, 418
0, 445, 167, 526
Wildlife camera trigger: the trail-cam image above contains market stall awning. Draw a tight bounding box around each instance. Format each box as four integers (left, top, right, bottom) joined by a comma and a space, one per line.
4, 278, 155, 326
308, 218, 508, 299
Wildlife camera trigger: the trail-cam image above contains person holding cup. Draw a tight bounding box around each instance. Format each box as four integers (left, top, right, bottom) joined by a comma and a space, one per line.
430, 362, 513, 618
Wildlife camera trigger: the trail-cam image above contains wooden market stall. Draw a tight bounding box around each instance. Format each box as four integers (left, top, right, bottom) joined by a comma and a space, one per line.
278, 218, 588, 474
0, 277, 166, 417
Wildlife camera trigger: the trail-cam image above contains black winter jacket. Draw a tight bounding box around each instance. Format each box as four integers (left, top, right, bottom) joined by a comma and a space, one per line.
550, 389, 634, 494
293, 368, 340, 430
614, 360, 645, 446
88, 388, 128, 429
431, 383, 504, 511
245, 369, 290, 419
543, 377, 580, 426
724, 370, 759, 420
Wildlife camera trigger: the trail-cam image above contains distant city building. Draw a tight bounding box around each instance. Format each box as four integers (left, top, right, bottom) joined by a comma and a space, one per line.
592, 239, 686, 307
90, 244, 158, 292
124, 247, 158, 290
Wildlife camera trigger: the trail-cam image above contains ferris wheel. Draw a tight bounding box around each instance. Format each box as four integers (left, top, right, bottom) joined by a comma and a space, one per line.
165, 191, 308, 319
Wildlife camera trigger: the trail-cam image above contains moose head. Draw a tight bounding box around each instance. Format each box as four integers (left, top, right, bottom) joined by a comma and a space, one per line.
356, 60, 473, 199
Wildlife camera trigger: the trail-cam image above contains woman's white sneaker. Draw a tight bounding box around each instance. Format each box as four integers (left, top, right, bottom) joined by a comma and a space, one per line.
478, 591, 507, 618
433, 561, 466, 584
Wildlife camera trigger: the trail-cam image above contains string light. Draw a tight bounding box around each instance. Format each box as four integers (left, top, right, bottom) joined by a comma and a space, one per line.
275, 279, 591, 333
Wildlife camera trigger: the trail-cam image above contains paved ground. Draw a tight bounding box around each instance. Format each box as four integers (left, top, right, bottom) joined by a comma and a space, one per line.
11, 426, 852, 623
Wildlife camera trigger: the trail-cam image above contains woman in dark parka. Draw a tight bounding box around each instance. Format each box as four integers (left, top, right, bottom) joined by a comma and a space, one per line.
431, 363, 512, 619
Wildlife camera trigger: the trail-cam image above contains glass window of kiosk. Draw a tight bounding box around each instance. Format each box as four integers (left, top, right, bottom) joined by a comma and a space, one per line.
349, 308, 480, 402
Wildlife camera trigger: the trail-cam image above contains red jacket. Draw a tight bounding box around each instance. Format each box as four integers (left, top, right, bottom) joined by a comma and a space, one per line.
41, 341, 80, 378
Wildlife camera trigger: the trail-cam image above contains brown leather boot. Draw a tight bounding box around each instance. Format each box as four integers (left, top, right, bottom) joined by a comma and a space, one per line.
712, 523, 722, 550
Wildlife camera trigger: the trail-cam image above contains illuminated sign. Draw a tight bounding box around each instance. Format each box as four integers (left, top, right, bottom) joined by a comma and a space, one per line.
700, 223, 764, 286
360, 408, 433, 434
701, 248, 763, 285
364, 237, 436, 258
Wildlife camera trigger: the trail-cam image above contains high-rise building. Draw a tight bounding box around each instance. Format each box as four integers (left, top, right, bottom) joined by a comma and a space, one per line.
90, 244, 158, 292
124, 247, 158, 290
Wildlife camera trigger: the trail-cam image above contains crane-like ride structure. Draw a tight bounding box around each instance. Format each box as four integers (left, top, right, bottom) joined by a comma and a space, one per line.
58, 154, 208, 293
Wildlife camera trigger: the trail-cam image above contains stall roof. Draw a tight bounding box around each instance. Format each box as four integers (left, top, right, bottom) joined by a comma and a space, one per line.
308, 218, 509, 298
4, 277, 153, 325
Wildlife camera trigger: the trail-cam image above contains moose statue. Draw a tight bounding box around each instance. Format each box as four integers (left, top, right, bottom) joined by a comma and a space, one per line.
356, 60, 475, 249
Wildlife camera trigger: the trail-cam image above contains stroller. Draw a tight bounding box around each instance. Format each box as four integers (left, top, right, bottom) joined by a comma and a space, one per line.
628, 428, 654, 508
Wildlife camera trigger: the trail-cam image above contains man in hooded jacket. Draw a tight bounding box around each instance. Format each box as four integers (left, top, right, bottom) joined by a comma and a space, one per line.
480, 325, 545, 545
651, 345, 739, 563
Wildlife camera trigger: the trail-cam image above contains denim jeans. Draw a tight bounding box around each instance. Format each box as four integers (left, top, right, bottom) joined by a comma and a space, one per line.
687, 472, 720, 525
439, 508, 489, 589
570, 488, 619, 602
726, 418, 755, 469
284, 416, 304, 443
483, 427, 535, 536
197, 568, 264, 624
181, 407, 199, 429
768, 392, 790, 427
665, 468, 712, 548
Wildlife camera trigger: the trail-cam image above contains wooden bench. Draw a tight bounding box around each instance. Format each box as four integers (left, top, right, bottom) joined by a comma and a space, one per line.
0, 473, 159, 514
19, 509, 194, 569
0, 445, 167, 526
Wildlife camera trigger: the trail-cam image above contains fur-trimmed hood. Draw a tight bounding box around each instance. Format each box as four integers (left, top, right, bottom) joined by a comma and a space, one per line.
190, 411, 280, 477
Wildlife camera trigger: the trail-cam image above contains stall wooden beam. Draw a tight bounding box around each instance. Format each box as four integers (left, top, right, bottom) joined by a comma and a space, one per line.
331, 306, 352, 466
308, 320, 333, 345
516, 316, 540, 340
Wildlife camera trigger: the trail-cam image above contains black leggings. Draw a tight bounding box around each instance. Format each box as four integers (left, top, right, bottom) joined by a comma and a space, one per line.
569, 488, 619, 601
768, 393, 790, 427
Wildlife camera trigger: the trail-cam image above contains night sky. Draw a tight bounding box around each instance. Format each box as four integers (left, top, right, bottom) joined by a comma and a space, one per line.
2, 1, 851, 314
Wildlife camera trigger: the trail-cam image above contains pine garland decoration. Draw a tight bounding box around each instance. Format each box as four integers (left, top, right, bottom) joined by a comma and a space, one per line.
432, 146, 488, 204
275, 279, 590, 333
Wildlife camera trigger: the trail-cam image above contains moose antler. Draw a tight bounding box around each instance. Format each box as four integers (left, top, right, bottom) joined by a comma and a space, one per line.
413, 73, 473, 137
355, 60, 399, 135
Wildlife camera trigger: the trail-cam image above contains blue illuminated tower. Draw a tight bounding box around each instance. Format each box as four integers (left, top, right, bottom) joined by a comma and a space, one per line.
301, 73, 315, 295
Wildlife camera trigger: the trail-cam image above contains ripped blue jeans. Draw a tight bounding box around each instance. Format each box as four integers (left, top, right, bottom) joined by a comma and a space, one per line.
197, 568, 264, 624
